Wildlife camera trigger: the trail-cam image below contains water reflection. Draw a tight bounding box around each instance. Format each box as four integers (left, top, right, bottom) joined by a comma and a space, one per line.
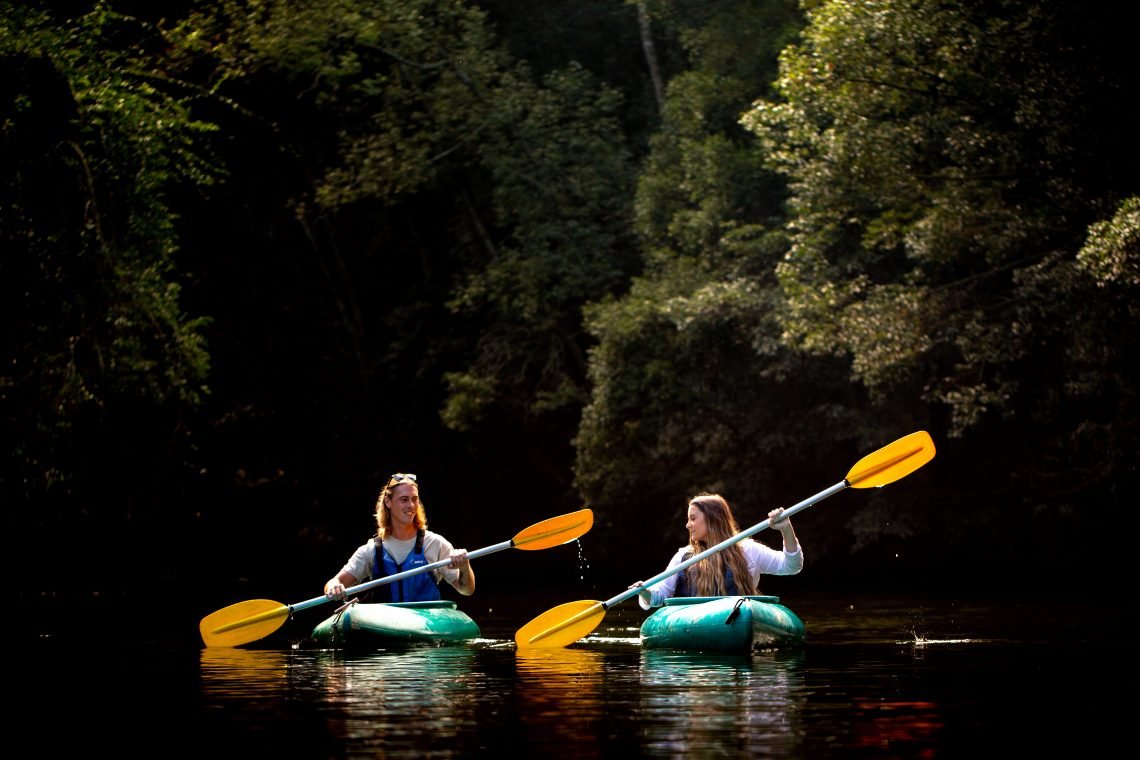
184, 595, 1122, 756
316, 647, 479, 753
197, 646, 331, 754
199, 645, 483, 756
200, 646, 293, 696
851, 700, 944, 753
515, 647, 610, 755
515, 647, 607, 705
638, 648, 807, 756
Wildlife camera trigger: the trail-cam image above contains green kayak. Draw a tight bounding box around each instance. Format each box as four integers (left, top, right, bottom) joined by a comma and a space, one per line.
311, 600, 481, 648
639, 596, 805, 652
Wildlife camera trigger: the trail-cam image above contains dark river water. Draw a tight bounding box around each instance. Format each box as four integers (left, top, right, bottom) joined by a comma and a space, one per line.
16, 590, 1124, 757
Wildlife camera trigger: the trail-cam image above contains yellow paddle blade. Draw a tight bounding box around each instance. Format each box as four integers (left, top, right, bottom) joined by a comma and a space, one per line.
512, 509, 594, 550
199, 599, 289, 648
514, 600, 605, 649
846, 430, 936, 489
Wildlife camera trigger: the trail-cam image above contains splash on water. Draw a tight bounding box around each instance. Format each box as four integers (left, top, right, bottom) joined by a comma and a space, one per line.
582, 633, 641, 646
903, 631, 976, 647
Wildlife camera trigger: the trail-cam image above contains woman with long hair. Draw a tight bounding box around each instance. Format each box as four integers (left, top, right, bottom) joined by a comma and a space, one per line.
630, 493, 801, 609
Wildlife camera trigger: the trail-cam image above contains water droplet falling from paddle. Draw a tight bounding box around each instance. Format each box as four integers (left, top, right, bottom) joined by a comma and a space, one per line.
576, 538, 591, 581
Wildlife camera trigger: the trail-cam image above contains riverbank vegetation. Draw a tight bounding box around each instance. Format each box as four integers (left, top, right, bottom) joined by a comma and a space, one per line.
4, 1, 1135, 601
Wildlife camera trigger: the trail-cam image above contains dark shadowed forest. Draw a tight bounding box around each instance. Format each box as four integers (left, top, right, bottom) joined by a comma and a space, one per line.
4, 1, 1137, 635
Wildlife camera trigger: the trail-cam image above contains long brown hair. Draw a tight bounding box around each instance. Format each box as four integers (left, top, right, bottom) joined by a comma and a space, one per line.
374, 474, 428, 539
685, 493, 758, 596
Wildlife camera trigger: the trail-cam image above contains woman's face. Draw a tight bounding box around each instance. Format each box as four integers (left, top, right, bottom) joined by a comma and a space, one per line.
686, 503, 708, 543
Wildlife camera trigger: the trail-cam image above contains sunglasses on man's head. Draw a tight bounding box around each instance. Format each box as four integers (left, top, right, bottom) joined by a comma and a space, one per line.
388, 473, 417, 485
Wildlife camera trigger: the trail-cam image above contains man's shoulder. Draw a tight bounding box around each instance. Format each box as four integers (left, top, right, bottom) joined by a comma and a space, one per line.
422, 530, 452, 546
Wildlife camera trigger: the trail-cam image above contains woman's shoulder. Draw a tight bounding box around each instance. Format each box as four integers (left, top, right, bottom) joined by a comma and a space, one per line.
737, 537, 765, 553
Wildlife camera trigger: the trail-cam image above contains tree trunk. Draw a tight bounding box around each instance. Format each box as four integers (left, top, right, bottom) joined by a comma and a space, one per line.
637, 3, 664, 113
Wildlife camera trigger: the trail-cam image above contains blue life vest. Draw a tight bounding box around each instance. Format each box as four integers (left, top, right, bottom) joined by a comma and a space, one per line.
371, 530, 441, 602
674, 551, 740, 598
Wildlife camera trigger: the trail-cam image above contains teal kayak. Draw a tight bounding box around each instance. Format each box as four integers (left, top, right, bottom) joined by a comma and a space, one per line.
639, 596, 805, 652
311, 600, 481, 648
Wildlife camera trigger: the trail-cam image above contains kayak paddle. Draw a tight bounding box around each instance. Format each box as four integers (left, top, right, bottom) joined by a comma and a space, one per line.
515, 430, 936, 649
200, 508, 594, 647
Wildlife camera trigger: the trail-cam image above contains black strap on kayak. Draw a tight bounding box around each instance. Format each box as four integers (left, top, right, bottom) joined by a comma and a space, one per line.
725, 597, 747, 625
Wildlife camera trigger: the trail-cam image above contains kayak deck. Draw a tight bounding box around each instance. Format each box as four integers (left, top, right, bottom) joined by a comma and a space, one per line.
311, 600, 481, 648
639, 596, 805, 652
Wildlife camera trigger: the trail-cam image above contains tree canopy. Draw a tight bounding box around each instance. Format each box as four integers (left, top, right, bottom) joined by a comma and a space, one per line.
4, 0, 1137, 602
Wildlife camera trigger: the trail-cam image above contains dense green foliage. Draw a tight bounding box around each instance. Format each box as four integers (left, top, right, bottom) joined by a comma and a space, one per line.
4, 0, 1137, 602
739, 0, 1138, 565
574, 0, 855, 562
2, 5, 214, 501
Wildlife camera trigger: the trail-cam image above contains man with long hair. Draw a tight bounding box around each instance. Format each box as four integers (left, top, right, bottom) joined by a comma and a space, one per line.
324, 473, 475, 603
